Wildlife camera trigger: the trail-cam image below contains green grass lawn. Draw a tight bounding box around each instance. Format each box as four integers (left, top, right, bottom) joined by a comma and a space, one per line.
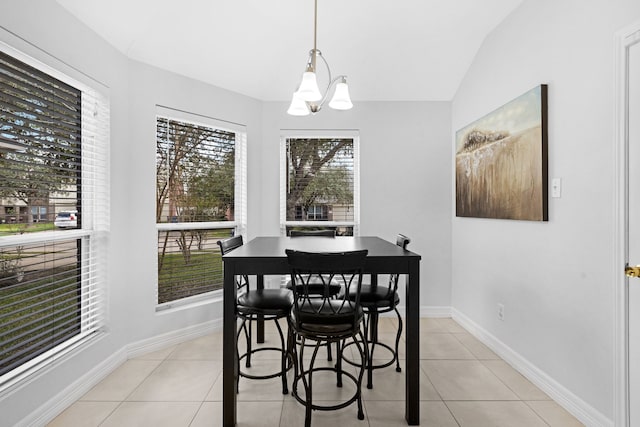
157, 250, 224, 304
0, 265, 80, 376
0, 223, 56, 236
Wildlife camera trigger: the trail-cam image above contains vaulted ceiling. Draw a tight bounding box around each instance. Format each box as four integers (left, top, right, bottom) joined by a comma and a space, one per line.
56, 0, 523, 102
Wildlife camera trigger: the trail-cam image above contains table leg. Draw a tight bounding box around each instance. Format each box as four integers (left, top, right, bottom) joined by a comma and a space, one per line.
257, 275, 265, 343
223, 262, 237, 427
406, 259, 420, 425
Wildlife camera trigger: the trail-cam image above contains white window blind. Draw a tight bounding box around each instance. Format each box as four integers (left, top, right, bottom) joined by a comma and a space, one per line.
0, 44, 109, 389
280, 132, 360, 236
155, 108, 246, 309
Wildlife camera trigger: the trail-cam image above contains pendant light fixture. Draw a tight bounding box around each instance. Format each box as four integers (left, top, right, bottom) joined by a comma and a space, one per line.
287, 0, 353, 116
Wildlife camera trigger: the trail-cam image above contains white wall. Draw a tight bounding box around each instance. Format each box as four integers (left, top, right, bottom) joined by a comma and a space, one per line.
451, 0, 640, 422
0, 2, 452, 424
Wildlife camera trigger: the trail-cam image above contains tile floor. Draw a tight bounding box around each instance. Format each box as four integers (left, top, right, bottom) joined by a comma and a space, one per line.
48, 317, 584, 427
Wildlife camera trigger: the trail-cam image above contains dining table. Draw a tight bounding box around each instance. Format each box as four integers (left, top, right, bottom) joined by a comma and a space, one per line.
221, 236, 421, 426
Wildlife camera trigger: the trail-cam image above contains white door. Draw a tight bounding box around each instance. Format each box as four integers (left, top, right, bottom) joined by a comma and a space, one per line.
630, 40, 640, 426
627, 30, 640, 427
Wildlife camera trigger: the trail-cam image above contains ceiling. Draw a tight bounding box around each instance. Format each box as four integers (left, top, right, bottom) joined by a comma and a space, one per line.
55, 0, 523, 102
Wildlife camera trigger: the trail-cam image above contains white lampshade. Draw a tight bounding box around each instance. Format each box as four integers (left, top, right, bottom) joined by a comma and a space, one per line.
328, 80, 353, 110
287, 92, 310, 116
296, 71, 322, 102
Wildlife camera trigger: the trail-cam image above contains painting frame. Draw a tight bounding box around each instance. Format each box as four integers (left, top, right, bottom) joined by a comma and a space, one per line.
455, 84, 548, 221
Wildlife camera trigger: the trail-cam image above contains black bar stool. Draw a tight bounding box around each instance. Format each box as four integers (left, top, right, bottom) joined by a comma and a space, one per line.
286, 249, 369, 427
218, 236, 293, 394
342, 234, 410, 389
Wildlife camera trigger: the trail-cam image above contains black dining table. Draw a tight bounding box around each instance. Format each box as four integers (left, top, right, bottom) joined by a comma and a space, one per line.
221, 236, 421, 426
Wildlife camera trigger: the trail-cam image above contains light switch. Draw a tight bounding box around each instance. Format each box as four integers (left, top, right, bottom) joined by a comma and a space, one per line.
551, 178, 561, 198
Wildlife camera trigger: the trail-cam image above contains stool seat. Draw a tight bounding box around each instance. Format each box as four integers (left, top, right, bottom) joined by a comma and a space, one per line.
238, 289, 293, 313
349, 285, 400, 307
285, 279, 342, 298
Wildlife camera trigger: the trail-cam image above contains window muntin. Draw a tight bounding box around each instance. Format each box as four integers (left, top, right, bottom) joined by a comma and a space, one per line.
156, 110, 246, 308
0, 45, 108, 389
281, 134, 359, 236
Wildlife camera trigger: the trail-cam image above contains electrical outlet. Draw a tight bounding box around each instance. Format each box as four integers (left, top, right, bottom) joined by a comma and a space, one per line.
497, 303, 505, 321
552, 178, 562, 198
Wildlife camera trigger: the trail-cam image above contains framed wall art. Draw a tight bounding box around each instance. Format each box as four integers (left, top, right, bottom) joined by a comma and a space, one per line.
455, 84, 548, 221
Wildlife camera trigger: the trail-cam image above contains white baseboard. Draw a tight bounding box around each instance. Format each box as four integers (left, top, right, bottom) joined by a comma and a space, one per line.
420, 305, 452, 318
21, 319, 222, 427
18, 347, 127, 427
126, 318, 222, 359
451, 308, 613, 427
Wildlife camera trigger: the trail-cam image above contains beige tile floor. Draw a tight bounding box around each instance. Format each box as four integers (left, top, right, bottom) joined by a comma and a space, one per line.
48, 317, 584, 427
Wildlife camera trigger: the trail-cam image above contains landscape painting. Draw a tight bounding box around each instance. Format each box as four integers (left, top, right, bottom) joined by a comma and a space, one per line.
455, 85, 548, 221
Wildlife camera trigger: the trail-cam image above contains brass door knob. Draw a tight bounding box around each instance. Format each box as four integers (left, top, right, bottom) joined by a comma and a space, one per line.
625, 265, 640, 278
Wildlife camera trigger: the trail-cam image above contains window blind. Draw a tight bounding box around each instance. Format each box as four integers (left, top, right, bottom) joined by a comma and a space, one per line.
157, 228, 233, 304
155, 110, 246, 307
0, 46, 109, 388
282, 136, 359, 236
0, 51, 81, 224
156, 117, 236, 224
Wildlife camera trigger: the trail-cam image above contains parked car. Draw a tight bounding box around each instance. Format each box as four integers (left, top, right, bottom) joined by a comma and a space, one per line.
54, 211, 78, 228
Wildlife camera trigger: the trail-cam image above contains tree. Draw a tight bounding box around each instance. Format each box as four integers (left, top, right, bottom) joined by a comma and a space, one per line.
156, 119, 234, 223
186, 150, 235, 221
0, 52, 82, 224
286, 138, 353, 221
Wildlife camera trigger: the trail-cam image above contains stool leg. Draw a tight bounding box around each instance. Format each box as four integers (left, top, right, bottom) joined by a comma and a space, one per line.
394, 308, 403, 372
274, 318, 289, 395
246, 319, 253, 368
236, 319, 246, 392
305, 339, 320, 427
354, 330, 367, 420
336, 339, 343, 388
367, 311, 380, 389
288, 321, 299, 384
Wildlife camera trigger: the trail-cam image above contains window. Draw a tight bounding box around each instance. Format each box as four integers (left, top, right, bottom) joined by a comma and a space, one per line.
30, 206, 47, 222
156, 108, 246, 308
280, 132, 359, 236
0, 46, 109, 388
303, 205, 329, 221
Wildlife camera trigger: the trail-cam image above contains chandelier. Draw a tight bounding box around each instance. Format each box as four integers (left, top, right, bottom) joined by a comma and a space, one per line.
287, 0, 353, 116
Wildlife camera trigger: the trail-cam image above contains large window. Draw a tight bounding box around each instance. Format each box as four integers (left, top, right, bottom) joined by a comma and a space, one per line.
0, 46, 109, 387
280, 132, 359, 236
156, 108, 246, 308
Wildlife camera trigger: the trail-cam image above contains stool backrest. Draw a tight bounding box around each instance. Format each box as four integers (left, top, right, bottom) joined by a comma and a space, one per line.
385, 234, 411, 294
286, 249, 368, 331
217, 235, 249, 294
289, 229, 336, 237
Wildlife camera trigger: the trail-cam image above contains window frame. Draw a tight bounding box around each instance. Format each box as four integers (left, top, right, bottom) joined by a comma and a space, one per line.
0, 41, 109, 393
155, 106, 247, 311
279, 130, 360, 235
